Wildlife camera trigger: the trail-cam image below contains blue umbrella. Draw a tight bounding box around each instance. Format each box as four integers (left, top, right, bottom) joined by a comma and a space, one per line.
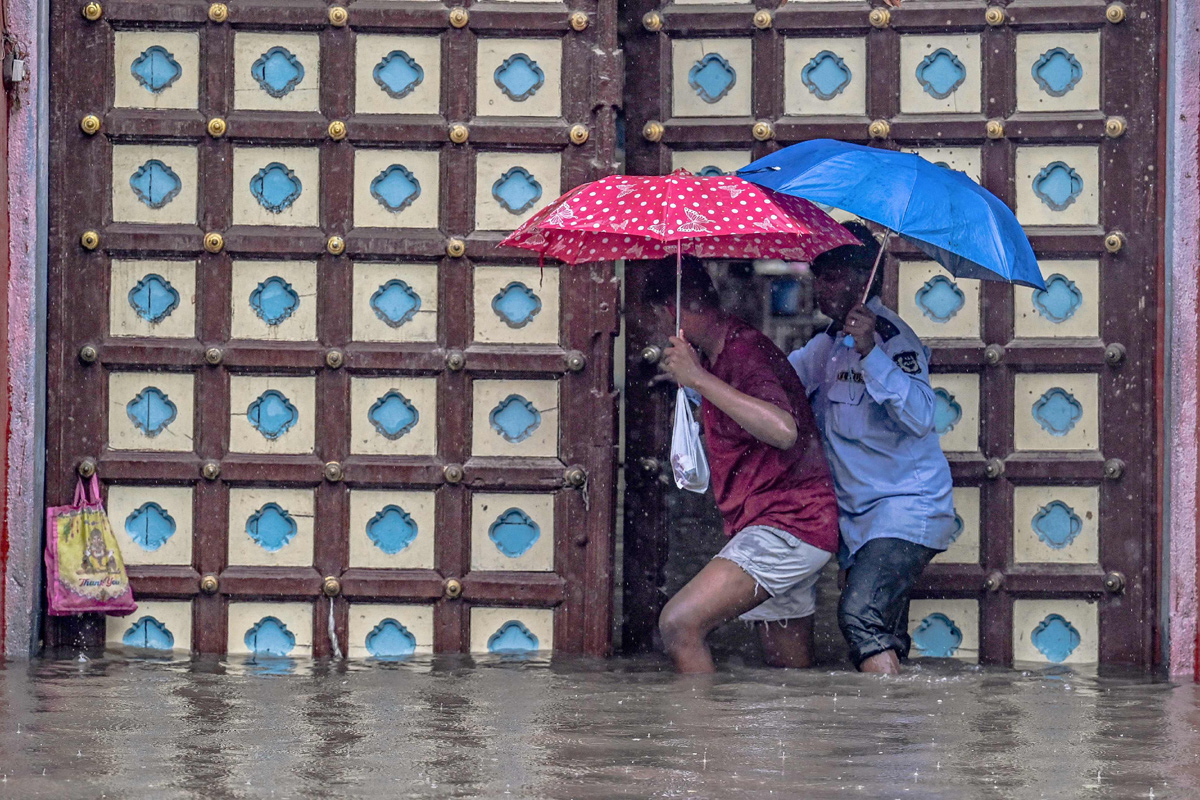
738, 139, 1045, 293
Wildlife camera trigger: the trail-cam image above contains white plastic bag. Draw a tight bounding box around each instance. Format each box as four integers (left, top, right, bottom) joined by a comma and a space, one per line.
670, 386, 710, 493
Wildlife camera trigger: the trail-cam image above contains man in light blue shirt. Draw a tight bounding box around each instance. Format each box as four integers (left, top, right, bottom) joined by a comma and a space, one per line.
789, 222, 958, 674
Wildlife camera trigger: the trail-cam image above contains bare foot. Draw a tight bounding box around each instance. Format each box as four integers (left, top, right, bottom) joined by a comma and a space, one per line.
860, 650, 901, 675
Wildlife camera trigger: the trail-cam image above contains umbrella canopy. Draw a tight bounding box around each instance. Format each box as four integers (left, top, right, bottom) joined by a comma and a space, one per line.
738, 140, 1046, 291
500, 170, 859, 264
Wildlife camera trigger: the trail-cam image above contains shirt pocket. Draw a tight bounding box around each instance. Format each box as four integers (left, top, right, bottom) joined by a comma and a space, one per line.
827, 378, 867, 439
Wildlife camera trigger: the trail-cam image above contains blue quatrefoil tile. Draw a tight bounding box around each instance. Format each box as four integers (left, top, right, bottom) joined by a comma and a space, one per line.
490, 394, 541, 443
689, 53, 737, 104
366, 504, 418, 555
131, 45, 182, 94
128, 273, 180, 325
127, 387, 178, 437
246, 502, 298, 552
1032, 161, 1083, 212
801, 50, 853, 101
487, 620, 539, 654
125, 501, 177, 552
251, 162, 303, 214
371, 165, 421, 213
492, 282, 542, 328
493, 167, 542, 215
244, 616, 296, 657
247, 389, 299, 440
366, 619, 417, 659
374, 50, 424, 99
122, 616, 175, 650
1032, 47, 1083, 98
1032, 387, 1082, 437
130, 159, 182, 210
494, 53, 544, 102
696, 166, 725, 177
915, 275, 965, 324
1032, 500, 1083, 550
249, 276, 300, 326
933, 388, 962, 436
1031, 613, 1081, 663
489, 508, 541, 558
251, 46, 305, 98
912, 612, 963, 658
1033, 273, 1083, 323
916, 48, 966, 100
950, 511, 965, 543
371, 280, 421, 328
369, 391, 419, 440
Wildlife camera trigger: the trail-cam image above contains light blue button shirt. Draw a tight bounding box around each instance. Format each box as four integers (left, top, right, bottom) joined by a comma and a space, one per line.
789, 297, 958, 566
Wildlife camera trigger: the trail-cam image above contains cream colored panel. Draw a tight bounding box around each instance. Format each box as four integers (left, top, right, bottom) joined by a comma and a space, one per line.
472, 379, 559, 458
348, 489, 436, 569
1014, 486, 1100, 564
353, 149, 440, 229
1015, 146, 1099, 227
234, 32, 320, 112
108, 371, 195, 452
349, 604, 435, 658
672, 39, 753, 118
674, 0, 749, 5
1014, 373, 1098, 452
352, 262, 439, 343
1012, 599, 1098, 664
354, 34, 442, 115
114, 32, 200, 110
475, 151, 561, 231
1014, 260, 1100, 339
107, 484, 193, 566
1015, 32, 1101, 113
784, 37, 867, 117
670, 150, 753, 176
227, 602, 313, 658
899, 35, 981, 114
110, 260, 196, 339
473, 266, 559, 345
897, 261, 980, 340
908, 599, 978, 662
936, 486, 980, 565
476, 38, 562, 118
228, 488, 314, 567
112, 145, 198, 225
930, 373, 979, 454
229, 375, 316, 455
906, 147, 982, 184
232, 147, 321, 228
107, 601, 192, 653
350, 376, 438, 456
230, 261, 318, 341
471, 493, 555, 572
470, 607, 554, 653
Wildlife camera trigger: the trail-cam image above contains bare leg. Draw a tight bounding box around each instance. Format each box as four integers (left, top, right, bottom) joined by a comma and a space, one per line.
859, 650, 901, 675
757, 615, 816, 668
659, 559, 764, 673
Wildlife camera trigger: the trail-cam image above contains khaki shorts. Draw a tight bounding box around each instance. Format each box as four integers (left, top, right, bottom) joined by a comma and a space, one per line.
715, 525, 832, 622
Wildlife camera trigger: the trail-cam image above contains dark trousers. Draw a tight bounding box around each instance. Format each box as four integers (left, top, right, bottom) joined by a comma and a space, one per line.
838, 537, 939, 669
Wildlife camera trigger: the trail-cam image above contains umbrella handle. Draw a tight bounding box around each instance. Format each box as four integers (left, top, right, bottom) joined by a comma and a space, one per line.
676, 246, 682, 337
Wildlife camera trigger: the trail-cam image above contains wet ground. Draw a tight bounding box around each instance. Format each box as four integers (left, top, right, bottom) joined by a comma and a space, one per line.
0, 654, 1197, 800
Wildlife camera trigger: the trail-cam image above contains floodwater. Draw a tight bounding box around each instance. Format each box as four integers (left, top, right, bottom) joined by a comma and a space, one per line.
0, 655, 1197, 800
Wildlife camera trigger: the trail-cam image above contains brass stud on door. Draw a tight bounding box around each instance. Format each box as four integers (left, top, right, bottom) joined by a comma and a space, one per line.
443, 464, 464, 484
985, 6, 1006, 25
564, 466, 587, 488
752, 9, 773, 29
445, 350, 466, 371
1105, 116, 1128, 138
325, 349, 345, 369
984, 571, 1004, 592
324, 461, 344, 482
564, 350, 586, 372
202, 461, 221, 480
1103, 571, 1126, 594
446, 238, 466, 258
208, 3, 228, 23
1104, 343, 1126, 366
868, 8, 891, 28
328, 120, 348, 141
868, 119, 890, 140
1104, 231, 1126, 253
444, 578, 463, 599
984, 344, 1005, 366
80, 230, 100, 250
77, 458, 97, 478
80, 115, 101, 135
642, 11, 664, 31
322, 576, 342, 597
78, 345, 98, 364
642, 121, 664, 143
328, 5, 349, 26
327, 235, 346, 256
1103, 458, 1125, 480
569, 124, 590, 145
986, 119, 1005, 139
204, 347, 223, 365
448, 124, 469, 144
1105, 2, 1126, 23
203, 232, 224, 253
569, 11, 589, 31
81, 2, 102, 21
984, 457, 1005, 479
207, 117, 227, 138
448, 7, 469, 27
199, 574, 220, 595
640, 344, 662, 364
752, 121, 775, 142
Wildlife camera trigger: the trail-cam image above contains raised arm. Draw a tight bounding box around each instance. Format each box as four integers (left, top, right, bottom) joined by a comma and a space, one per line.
844, 305, 937, 437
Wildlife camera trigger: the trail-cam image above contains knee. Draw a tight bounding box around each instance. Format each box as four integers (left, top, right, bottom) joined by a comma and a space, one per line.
837, 591, 878, 638
658, 603, 702, 653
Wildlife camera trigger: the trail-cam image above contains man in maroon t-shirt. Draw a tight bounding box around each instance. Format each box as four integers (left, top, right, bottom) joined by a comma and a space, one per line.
649, 258, 839, 673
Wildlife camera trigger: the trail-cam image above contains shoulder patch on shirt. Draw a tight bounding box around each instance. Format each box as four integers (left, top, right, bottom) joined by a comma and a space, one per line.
893, 351, 922, 375
874, 315, 901, 342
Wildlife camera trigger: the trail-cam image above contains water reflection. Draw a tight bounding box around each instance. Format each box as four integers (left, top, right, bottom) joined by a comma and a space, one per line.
0, 654, 1196, 798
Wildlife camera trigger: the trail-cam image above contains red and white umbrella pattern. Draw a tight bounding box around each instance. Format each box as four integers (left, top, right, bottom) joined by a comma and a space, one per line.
500, 170, 859, 264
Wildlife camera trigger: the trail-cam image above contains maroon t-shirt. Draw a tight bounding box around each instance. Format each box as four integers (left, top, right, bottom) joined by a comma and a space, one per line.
700, 319, 839, 553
